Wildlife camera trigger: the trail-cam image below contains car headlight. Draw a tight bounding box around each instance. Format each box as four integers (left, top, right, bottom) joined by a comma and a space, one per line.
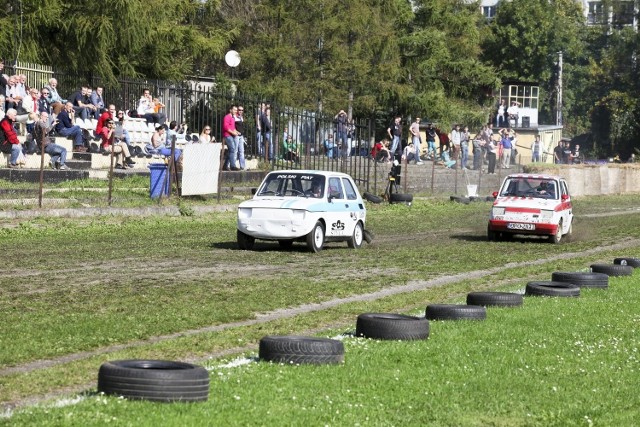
492, 207, 505, 216
291, 209, 306, 221
238, 208, 252, 219
539, 210, 553, 221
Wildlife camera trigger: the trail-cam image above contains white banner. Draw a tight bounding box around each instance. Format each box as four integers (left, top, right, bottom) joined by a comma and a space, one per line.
181, 143, 221, 196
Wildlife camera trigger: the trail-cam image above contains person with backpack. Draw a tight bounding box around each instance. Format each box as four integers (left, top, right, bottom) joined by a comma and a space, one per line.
0, 108, 23, 168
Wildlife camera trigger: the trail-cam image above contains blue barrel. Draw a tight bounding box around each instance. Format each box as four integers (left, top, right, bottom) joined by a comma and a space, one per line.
149, 163, 169, 199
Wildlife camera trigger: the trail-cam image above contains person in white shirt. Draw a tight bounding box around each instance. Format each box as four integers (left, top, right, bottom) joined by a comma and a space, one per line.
507, 101, 520, 127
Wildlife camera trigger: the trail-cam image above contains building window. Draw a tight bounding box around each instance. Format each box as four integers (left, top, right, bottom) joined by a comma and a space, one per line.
612, 1, 634, 27
498, 85, 539, 110
482, 6, 496, 19
587, 1, 605, 25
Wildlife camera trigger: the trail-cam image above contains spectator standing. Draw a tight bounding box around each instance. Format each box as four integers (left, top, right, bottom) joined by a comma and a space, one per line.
235, 105, 247, 170
90, 87, 105, 119
387, 115, 402, 158
425, 123, 437, 160
562, 141, 572, 164
409, 116, 423, 165
472, 128, 483, 170
450, 124, 461, 163
553, 141, 564, 164
496, 99, 506, 127
222, 104, 240, 170
34, 112, 69, 170
500, 129, 512, 169
334, 109, 348, 156
486, 135, 497, 174
572, 144, 582, 164
55, 102, 86, 152
531, 135, 542, 163
460, 125, 470, 170
44, 78, 66, 116
0, 108, 23, 168
259, 104, 273, 161
256, 102, 265, 157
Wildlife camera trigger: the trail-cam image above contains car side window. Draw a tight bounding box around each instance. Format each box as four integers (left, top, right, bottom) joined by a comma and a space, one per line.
328, 177, 344, 199
342, 178, 358, 200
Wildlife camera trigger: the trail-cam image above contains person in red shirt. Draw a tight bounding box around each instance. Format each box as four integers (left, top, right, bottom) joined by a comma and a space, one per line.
222, 104, 240, 170
100, 118, 135, 169
0, 109, 23, 168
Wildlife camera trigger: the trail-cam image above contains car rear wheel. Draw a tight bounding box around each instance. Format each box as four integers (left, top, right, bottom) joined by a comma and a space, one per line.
306, 221, 325, 253
348, 222, 364, 249
550, 220, 563, 244
237, 230, 255, 250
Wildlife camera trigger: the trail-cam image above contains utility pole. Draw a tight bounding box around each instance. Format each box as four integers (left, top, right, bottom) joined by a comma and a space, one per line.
556, 51, 563, 126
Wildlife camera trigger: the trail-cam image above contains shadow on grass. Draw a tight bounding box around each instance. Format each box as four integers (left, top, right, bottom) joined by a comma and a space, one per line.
209, 241, 343, 252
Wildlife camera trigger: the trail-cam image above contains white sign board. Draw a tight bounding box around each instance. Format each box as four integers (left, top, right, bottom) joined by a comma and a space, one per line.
181, 143, 221, 196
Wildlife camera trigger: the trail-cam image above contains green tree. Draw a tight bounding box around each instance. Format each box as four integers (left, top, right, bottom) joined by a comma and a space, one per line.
403, 0, 500, 130
0, 0, 233, 83
219, 0, 412, 117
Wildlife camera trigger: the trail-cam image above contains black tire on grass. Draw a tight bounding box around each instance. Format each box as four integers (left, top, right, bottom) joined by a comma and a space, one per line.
525, 281, 580, 297
363, 192, 383, 204
466, 292, 523, 307
425, 304, 486, 321
614, 257, 640, 268
355, 313, 430, 340
590, 263, 634, 277
389, 193, 413, 204
97, 360, 210, 403
551, 272, 609, 289
259, 336, 344, 365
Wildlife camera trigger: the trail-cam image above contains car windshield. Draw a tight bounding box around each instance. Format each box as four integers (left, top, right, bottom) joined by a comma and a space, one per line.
499, 177, 558, 200
257, 173, 326, 198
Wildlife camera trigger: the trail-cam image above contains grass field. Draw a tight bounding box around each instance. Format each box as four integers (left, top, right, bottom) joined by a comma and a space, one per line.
1, 193, 640, 425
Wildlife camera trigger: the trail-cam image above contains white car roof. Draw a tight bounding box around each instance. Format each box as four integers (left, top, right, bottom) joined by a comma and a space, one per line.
504, 173, 565, 181
267, 169, 356, 179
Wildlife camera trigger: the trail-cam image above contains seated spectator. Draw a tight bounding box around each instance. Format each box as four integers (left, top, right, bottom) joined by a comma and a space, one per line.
166, 121, 188, 145
100, 118, 135, 169
70, 86, 92, 120
441, 146, 456, 169
136, 88, 166, 125
370, 139, 391, 163
34, 112, 69, 170
38, 87, 52, 115
90, 86, 105, 119
0, 95, 5, 120
146, 124, 182, 162
401, 141, 419, 164
0, 109, 23, 168
283, 135, 299, 163
323, 133, 336, 158
199, 125, 213, 143
44, 78, 66, 115
55, 102, 86, 152
5, 75, 22, 110
16, 87, 40, 133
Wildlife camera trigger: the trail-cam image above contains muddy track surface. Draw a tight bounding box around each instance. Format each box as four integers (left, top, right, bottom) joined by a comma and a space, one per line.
3, 237, 639, 413
2, 237, 639, 382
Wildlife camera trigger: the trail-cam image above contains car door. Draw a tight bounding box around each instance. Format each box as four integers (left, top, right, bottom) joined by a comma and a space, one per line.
325, 177, 350, 237
559, 180, 573, 232
341, 177, 364, 235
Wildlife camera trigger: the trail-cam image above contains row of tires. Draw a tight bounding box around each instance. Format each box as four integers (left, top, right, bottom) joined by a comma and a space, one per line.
96, 257, 638, 403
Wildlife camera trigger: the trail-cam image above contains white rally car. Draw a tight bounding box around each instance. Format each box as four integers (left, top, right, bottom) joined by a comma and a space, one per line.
488, 174, 573, 243
237, 170, 368, 252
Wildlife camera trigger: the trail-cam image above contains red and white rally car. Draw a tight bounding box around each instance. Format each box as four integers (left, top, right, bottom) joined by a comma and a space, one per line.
487, 174, 573, 243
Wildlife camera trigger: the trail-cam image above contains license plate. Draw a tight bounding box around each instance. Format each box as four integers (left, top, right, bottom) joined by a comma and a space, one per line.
507, 222, 535, 231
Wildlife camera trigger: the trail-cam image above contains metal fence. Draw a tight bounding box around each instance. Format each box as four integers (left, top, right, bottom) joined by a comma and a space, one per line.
3, 62, 381, 207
